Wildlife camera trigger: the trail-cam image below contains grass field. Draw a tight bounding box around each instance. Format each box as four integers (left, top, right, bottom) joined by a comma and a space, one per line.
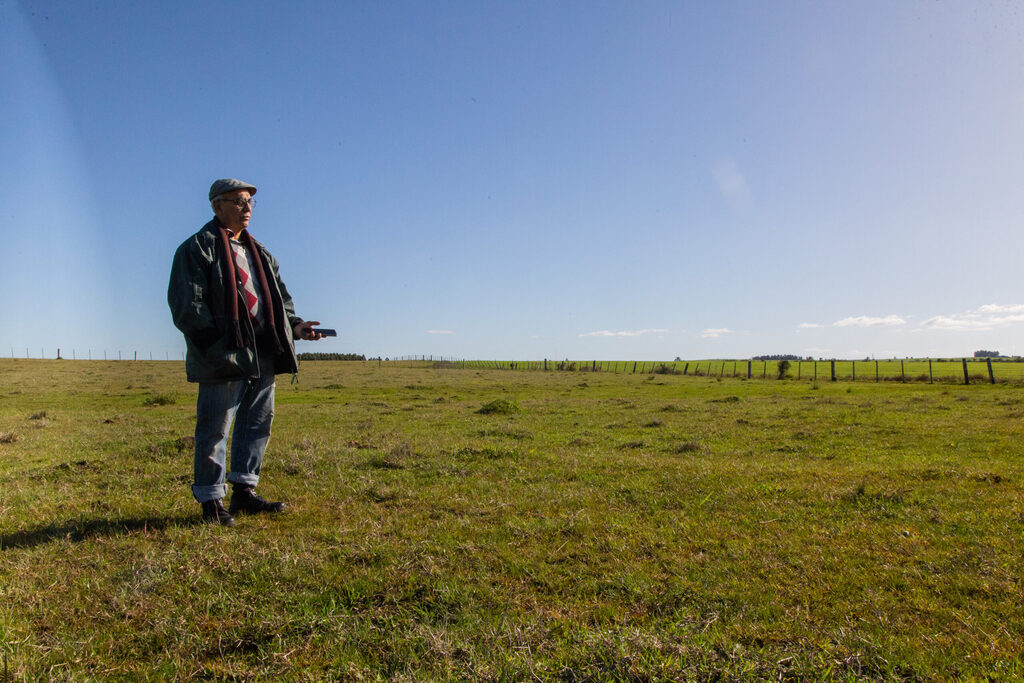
1, 359, 1022, 680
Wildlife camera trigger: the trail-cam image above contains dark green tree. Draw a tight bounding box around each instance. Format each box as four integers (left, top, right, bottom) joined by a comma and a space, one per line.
776, 359, 791, 379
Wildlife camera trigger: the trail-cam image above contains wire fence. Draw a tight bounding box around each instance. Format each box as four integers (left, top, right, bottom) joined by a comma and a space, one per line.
7, 348, 185, 362
385, 356, 1023, 385
7, 350, 1022, 385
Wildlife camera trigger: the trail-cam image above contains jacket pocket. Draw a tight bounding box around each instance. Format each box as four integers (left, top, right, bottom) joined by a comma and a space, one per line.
190, 327, 221, 351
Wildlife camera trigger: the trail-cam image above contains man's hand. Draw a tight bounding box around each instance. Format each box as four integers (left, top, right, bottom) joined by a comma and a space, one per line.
294, 320, 323, 341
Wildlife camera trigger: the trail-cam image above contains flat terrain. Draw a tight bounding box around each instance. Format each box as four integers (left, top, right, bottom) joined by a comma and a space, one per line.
1, 359, 1021, 680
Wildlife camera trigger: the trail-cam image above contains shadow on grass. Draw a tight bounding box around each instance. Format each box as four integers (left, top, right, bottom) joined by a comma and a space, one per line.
1, 514, 200, 549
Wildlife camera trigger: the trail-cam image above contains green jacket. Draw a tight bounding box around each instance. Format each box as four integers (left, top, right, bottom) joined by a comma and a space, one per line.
168, 218, 303, 382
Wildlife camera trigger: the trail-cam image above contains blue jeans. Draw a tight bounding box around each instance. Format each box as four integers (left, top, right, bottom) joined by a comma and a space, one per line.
192, 351, 276, 503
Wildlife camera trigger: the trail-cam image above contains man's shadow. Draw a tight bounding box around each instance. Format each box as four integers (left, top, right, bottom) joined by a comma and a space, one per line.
1, 515, 201, 550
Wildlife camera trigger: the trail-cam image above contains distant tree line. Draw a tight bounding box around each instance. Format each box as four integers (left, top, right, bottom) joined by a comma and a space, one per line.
973, 350, 1000, 358
752, 354, 810, 361
297, 352, 367, 361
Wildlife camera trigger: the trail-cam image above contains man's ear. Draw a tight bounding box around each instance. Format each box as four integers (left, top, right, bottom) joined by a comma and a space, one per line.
210, 198, 226, 225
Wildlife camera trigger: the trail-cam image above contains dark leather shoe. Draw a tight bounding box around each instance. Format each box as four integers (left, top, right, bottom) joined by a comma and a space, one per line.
229, 485, 287, 514
201, 499, 236, 526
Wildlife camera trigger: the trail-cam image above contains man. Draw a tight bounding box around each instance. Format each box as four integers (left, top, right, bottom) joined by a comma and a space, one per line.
168, 178, 323, 526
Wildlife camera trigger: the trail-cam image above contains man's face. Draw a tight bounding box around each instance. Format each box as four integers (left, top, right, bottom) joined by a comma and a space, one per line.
212, 189, 253, 234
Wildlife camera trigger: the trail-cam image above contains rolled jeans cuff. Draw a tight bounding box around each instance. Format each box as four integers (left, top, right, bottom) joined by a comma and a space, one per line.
227, 472, 260, 487
192, 483, 228, 503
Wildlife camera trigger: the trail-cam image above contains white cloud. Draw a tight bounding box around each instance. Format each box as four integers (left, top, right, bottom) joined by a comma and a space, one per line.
579, 328, 668, 338
798, 322, 821, 329
920, 316, 992, 331
978, 303, 1024, 314
711, 159, 751, 210
700, 328, 731, 338
426, 330, 454, 335
815, 305, 1024, 335
833, 315, 906, 328
919, 304, 1024, 332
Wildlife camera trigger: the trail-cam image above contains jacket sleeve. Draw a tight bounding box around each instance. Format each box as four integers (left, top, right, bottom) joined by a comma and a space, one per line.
266, 251, 302, 337
168, 237, 221, 350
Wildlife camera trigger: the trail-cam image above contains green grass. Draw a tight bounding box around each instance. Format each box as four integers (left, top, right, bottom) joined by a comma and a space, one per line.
1, 359, 1022, 679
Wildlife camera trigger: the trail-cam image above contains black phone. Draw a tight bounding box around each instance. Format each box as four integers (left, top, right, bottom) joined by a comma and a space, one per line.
312, 328, 337, 337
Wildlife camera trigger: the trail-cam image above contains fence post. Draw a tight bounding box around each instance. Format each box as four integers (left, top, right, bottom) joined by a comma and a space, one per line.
852, 361, 856, 382
962, 358, 970, 385
830, 360, 836, 382
684, 362, 689, 375
987, 358, 995, 384
762, 362, 767, 379
929, 359, 933, 384
747, 361, 752, 379
875, 360, 879, 382
797, 361, 801, 380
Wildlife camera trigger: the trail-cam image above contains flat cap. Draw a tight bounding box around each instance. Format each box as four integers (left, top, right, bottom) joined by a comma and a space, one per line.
209, 178, 258, 201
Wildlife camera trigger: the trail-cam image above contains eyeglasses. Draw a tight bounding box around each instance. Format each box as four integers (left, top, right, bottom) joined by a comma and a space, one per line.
215, 197, 256, 210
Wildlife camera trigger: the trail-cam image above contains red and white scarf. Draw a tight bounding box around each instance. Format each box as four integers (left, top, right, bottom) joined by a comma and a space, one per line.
216, 225, 284, 353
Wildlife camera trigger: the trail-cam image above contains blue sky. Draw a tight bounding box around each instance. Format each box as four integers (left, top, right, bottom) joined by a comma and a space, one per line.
2, 0, 1023, 361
